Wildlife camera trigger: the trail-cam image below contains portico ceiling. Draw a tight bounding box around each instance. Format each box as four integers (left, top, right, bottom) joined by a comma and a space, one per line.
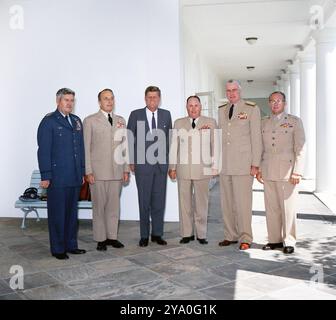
182, 0, 336, 83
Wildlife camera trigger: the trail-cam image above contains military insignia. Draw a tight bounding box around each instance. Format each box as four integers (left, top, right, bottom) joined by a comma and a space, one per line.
116, 120, 125, 128
219, 102, 228, 108
237, 112, 248, 120
246, 101, 256, 107
280, 123, 293, 128
75, 119, 82, 131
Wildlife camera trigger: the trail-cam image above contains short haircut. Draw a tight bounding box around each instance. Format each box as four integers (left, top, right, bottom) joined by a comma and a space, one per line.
56, 88, 75, 99
145, 86, 161, 97
98, 88, 114, 101
269, 91, 286, 102
186, 95, 201, 104
226, 79, 242, 90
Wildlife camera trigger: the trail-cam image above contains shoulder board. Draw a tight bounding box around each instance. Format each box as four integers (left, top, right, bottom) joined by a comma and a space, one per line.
245, 101, 256, 107
262, 115, 270, 120
45, 112, 53, 117
288, 114, 299, 120
219, 102, 228, 108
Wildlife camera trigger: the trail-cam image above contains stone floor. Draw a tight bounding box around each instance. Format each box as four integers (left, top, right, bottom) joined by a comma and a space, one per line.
1, 180, 336, 300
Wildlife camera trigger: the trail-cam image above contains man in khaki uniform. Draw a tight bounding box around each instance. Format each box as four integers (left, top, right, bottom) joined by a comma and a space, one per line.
83, 89, 129, 251
256, 91, 306, 254
218, 79, 262, 250
169, 96, 218, 244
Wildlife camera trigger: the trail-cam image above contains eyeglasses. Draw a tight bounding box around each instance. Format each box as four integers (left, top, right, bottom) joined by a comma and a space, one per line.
269, 99, 284, 104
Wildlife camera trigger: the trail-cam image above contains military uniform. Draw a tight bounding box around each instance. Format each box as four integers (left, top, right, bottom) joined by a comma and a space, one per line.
218, 99, 262, 244
37, 109, 85, 254
260, 112, 306, 247
83, 110, 129, 242
169, 116, 218, 239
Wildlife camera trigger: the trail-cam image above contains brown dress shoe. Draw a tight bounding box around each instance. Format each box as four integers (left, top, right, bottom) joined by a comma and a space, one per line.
239, 243, 251, 250
218, 240, 238, 247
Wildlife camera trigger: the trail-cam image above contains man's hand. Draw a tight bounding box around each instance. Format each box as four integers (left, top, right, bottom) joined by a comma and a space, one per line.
256, 171, 264, 184
290, 173, 301, 185
129, 164, 135, 173
123, 172, 130, 183
169, 169, 177, 180
250, 166, 259, 176
86, 174, 95, 185
40, 180, 50, 189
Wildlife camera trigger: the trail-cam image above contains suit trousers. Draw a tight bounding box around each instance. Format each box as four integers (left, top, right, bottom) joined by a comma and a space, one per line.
219, 175, 253, 244
264, 180, 297, 247
47, 186, 80, 254
177, 178, 210, 239
90, 180, 123, 242
135, 165, 167, 238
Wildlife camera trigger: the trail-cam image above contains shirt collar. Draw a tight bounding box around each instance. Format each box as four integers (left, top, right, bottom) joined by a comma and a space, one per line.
100, 109, 112, 118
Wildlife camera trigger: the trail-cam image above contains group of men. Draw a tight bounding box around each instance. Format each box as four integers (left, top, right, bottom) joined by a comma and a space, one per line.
37, 80, 305, 260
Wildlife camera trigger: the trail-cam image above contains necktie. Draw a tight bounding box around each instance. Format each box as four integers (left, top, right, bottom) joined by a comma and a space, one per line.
229, 104, 234, 120
192, 118, 196, 129
65, 115, 72, 127
108, 113, 113, 126
152, 112, 156, 130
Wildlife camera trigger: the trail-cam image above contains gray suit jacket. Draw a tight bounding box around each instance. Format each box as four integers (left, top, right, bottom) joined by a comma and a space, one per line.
127, 107, 172, 175
83, 110, 129, 180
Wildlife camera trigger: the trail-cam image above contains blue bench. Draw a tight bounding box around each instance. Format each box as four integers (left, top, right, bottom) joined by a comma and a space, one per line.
14, 170, 92, 228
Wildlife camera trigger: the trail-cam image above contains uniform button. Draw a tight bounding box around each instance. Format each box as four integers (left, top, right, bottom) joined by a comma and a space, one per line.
227, 142, 230, 145
227, 133, 230, 136
272, 137, 275, 140
272, 143, 275, 147
228, 123, 231, 126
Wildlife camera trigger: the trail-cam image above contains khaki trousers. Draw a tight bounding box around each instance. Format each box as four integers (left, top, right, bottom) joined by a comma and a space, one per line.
177, 178, 210, 239
264, 180, 297, 247
90, 180, 122, 242
219, 175, 253, 244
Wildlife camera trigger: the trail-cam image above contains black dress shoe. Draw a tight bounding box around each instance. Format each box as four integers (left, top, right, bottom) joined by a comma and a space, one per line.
67, 249, 86, 254
139, 238, 149, 247
180, 237, 191, 244
151, 235, 167, 245
97, 241, 107, 251
218, 240, 238, 247
262, 242, 284, 250
52, 253, 69, 260
106, 239, 124, 248
283, 246, 294, 254
197, 238, 208, 245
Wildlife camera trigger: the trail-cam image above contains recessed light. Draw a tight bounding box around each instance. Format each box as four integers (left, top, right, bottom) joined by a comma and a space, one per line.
247, 80, 254, 83
246, 66, 255, 71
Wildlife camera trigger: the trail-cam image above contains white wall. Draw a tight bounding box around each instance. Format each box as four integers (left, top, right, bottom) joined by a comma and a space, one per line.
0, 0, 183, 221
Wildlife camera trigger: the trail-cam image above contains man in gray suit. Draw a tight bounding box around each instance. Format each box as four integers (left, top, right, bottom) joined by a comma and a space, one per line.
83, 89, 129, 251
169, 96, 218, 245
127, 86, 172, 247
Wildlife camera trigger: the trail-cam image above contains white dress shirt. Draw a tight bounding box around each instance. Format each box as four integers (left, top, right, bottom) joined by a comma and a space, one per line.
146, 107, 158, 133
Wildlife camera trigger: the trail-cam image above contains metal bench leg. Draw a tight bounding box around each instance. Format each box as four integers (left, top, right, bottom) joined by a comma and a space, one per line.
32, 208, 40, 222
20, 208, 40, 229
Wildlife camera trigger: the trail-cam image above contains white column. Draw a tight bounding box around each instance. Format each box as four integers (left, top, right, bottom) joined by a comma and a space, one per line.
298, 52, 316, 180
288, 64, 300, 117
315, 28, 336, 193
281, 73, 291, 113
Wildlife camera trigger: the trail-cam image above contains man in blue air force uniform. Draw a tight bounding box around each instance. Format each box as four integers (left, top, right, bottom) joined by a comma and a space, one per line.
37, 88, 86, 260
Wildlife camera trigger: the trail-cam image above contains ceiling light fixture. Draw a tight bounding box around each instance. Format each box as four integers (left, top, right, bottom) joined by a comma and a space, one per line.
246, 37, 258, 45
246, 66, 255, 71
247, 80, 254, 83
